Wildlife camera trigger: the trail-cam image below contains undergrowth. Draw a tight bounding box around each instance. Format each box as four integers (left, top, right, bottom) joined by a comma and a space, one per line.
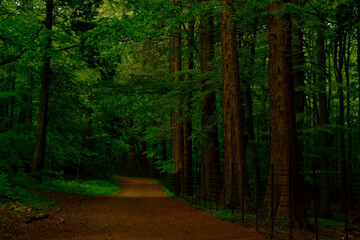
0, 171, 121, 211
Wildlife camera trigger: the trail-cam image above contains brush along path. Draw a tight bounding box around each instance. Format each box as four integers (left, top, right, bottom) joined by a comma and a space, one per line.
1, 176, 264, 240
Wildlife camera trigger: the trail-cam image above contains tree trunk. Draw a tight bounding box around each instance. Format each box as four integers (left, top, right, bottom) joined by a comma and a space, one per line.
317, 19, 331, 216
31, 0, 54, 173
264, 1, 309, 228
183, 21, 194, 196
200, 0, 221, 202
220, 0, 251, 208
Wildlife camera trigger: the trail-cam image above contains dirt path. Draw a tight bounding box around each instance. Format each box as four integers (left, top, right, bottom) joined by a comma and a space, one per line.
1, 177, 264, 240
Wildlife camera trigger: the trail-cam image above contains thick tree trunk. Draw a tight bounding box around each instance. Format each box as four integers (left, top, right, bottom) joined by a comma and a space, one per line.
263, 2, 309, 228
31, 0, 54, 173
183, 21, 194, 196
317, 20, 331, 216
220, 0, 251, 208
200, 0, 221, 202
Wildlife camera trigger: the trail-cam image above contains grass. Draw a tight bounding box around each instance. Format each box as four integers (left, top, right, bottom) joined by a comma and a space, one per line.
0, 171, 121, 211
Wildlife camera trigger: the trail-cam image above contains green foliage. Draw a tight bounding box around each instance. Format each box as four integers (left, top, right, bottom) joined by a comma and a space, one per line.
11, 171, 121, 196
0, 172, 56, 210
0, 170, 121, 211
155, 158, 175, 174
215, 209, 237, 222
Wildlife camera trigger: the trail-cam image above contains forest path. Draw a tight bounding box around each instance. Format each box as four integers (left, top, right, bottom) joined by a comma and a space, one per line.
1, 176, 264, 240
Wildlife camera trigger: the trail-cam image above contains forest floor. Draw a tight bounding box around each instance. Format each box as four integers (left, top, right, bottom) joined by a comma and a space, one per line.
0, 176, 265, 240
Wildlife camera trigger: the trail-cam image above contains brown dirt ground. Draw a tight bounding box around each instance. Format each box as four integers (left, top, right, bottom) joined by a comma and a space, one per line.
0, 177, 265, 240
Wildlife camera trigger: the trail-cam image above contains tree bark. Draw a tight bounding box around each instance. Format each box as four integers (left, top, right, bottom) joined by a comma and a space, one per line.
220, 0, 251, 208
200, 0, 221, 202
264, 1, 309, 228
31, 0, 54, 173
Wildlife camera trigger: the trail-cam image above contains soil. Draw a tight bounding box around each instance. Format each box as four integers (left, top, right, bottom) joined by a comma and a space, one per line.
0, 177, 265, 240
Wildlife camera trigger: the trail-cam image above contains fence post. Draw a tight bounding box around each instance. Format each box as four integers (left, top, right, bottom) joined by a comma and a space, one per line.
344, 159, 348, 240
289, 161, 293, 240
242, 157, 245, 226
271, 163, 274, 239
255, 164, 259, 232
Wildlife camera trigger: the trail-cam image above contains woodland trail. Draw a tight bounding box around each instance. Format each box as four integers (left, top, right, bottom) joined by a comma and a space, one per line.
1, 177, 264, 240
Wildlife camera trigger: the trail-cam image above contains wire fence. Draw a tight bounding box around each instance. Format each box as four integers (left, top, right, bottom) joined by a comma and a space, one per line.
155, 161, 360, 240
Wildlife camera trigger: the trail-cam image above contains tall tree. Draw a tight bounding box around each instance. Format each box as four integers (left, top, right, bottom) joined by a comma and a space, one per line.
31, 0, 54, 173
200, 0, 221, 201
220, 0, 251, 207
264, 1, 308, 227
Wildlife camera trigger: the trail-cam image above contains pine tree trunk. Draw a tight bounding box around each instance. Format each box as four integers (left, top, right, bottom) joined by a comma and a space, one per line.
200, 0, 221, 202
264, 1, 309, 228
317, 19, 331, 216
31, 0, 54, 173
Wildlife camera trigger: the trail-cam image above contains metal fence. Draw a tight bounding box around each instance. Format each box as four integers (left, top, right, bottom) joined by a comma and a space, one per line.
156, 161, 360, 240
